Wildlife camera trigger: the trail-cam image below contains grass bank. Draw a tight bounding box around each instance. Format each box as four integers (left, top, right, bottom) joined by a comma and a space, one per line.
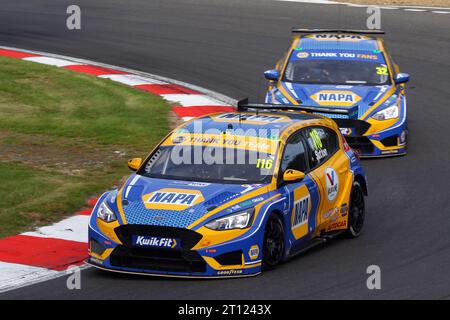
0, 57, 171, 237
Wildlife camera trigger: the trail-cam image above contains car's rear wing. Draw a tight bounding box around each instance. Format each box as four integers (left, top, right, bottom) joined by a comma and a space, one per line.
291, 28, 385, 35
237, 98, 358, 117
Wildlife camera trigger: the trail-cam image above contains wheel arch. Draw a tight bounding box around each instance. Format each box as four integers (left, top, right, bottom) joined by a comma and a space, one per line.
354, 174, 368, 196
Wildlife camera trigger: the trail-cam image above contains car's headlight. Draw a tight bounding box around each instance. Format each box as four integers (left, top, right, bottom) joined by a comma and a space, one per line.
371, 104, 399, 121
205, 208, 254, 231
97, 200, 117, 222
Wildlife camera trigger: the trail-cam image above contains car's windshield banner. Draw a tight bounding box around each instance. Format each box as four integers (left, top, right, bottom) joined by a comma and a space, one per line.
292, 49, 384, 63
162, 133, 279, 154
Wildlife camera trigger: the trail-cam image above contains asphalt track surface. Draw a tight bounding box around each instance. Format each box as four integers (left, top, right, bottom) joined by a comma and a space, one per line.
1, 0, 450, 299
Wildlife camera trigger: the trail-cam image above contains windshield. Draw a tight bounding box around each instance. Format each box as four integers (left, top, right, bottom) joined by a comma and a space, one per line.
284, 52, 390, 85
138, 146, 277, 184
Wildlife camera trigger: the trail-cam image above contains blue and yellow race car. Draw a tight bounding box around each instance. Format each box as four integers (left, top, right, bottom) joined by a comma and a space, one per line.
88, 101, 368, 278
264, 29, 410, 157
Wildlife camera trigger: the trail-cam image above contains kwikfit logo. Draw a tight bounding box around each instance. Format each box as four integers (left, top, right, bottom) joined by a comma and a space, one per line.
133, 236, 177, 248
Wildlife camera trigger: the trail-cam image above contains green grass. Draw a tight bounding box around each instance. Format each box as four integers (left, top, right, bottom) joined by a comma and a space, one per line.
0, 57, 171, 237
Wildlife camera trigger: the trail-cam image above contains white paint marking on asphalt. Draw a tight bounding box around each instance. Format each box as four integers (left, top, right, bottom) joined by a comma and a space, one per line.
278, 0, 337, 3
161, 94, 227, 107
22, 56, 83, 67
99, 74, 167, 86
275, 0, 450, 12
344, 3, 368, 7
377, 7, 399, 10
0, 262, 59, 293
22, 215, 90, 243
403, 8, 427, 12
432, 10, 450, 14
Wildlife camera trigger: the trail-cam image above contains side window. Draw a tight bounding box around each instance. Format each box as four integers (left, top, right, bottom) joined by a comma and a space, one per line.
303, 127, 339, 169
280, 132, 309, 173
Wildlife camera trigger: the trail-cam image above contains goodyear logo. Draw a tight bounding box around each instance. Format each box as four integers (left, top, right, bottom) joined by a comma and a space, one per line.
311, 90, 361, 107
142, 188, 204, 211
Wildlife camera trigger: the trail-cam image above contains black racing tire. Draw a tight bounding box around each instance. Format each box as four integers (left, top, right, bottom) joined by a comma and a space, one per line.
262, 213, 285, 270
345, 181, 366, 238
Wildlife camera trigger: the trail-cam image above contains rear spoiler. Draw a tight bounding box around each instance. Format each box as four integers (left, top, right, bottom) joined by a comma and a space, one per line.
237, 98, 358, 117
291, 28, 385, 35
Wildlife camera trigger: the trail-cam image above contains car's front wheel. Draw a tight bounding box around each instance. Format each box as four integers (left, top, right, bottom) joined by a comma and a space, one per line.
262, 213, 285, 270
345, 181, 366, 238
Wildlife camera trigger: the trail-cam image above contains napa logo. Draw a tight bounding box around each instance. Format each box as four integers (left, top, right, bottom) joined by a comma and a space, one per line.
311, 90, 361, 107
142, 188, 204, 211
249, 245, 260, 260
305, 34, 370, 42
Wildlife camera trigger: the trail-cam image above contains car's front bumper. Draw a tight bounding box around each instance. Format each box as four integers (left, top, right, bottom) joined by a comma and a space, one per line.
335, 118, 407, 158
88, 217, 263, 278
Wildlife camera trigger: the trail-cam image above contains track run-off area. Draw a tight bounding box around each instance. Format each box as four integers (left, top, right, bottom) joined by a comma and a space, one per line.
0, 0, 450, 299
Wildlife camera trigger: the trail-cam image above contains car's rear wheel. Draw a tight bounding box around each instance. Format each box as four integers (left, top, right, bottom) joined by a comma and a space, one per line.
345, 181, 365, 238
262, 213, 285, 270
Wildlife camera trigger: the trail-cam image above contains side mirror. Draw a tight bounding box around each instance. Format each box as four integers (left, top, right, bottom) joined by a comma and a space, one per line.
283, 169, 305, 183
127, 158, 142, 171
394, 73, 410, 84
264, 69, 280, 81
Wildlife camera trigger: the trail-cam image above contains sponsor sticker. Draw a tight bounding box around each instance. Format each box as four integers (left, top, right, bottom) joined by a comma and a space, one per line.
90, 257, 104, 265
305, 34, 370, 41
142, 188, 204, 210
309, 129, 328, 161
340, 203, 349, 217
292, 195, 310, 229
132, 235, 180, 249
249, 245, 260, 260
213, 113, 290, 124
339, 128, 352, 136
325, 167, 339, 201
311, 90, 361, 107
326, 220, 347, 232
323, 207, 339, 220
217, 269, 244, 276
297, 51, 309, 59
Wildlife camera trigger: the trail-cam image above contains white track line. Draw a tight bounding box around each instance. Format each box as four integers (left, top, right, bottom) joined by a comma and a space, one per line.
403, 8, 427, 12
22, 56, 83, 67
275, 0, 450, 13
0, 262, 59, 293
0, 263, 91, 294
99, 74, 166, 86
161, 94, 227, 107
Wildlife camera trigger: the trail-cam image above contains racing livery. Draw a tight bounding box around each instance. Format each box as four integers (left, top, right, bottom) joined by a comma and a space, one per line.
88, 103, 368, 278
264, 29, 410, 157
